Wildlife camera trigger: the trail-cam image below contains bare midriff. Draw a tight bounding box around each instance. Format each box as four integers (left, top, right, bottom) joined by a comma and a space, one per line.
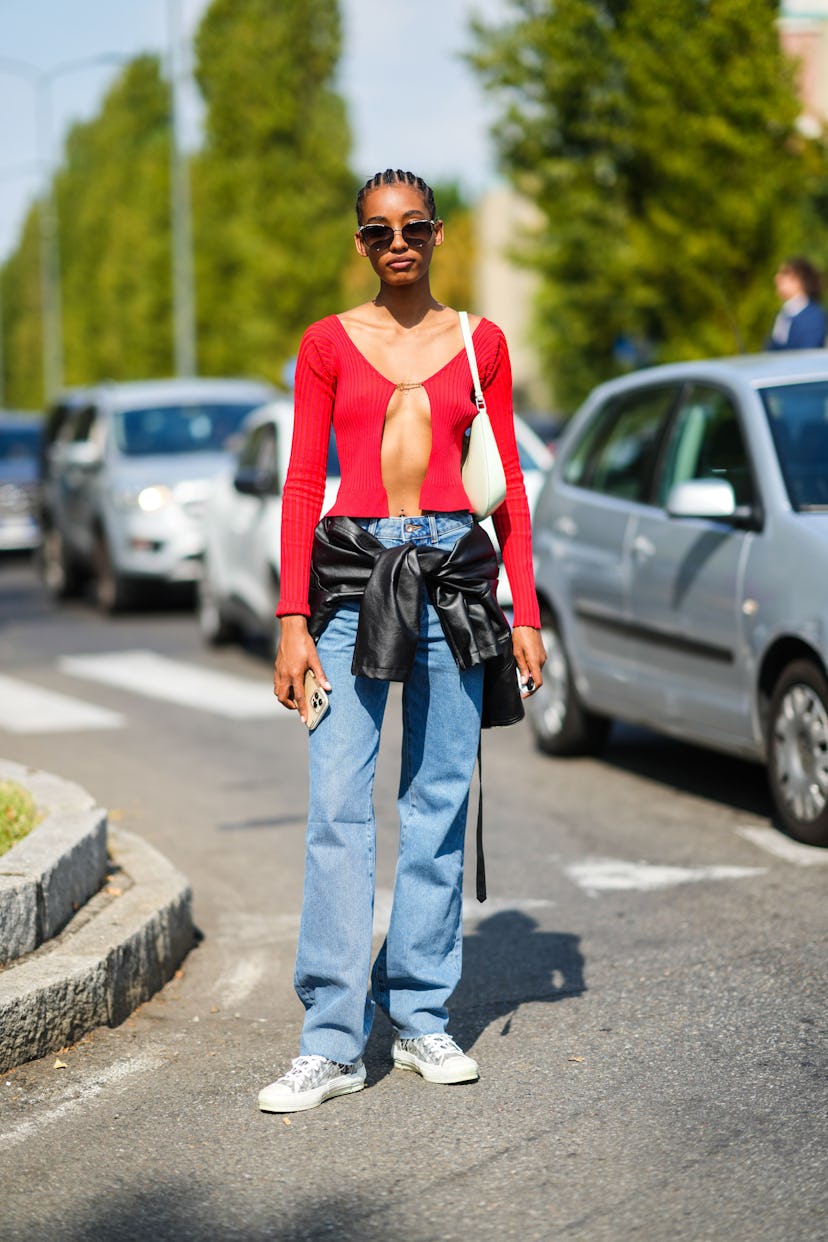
380, 383, 432, 516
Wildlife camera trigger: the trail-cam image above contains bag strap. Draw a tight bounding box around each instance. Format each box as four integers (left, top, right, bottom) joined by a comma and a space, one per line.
459, 310, 486, 413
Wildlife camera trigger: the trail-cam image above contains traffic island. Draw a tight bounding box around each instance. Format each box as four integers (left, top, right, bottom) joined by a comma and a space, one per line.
0, 760, 195, 1074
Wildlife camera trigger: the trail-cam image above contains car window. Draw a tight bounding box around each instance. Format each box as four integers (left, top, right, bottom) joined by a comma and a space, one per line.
657, 385, 755, 507
760, 380, 828, 509
0, 424, 41, 462
563, 385, 678, 502
114, 402, 259, 456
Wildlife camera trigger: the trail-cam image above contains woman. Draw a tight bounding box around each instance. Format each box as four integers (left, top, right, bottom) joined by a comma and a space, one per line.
767, 257, 827, 350
260, 169, 546, 1113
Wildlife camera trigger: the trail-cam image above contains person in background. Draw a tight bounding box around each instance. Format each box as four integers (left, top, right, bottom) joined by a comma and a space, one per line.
258, 168, 546, 1114
767, 257, 827, 350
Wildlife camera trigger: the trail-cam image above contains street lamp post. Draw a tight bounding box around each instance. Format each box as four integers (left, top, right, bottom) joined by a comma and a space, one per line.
167, 0, 197, 378
0, 54, 128, 403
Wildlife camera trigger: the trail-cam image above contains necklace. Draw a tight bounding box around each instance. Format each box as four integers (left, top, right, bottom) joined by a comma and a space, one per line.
395, 381, 424, 391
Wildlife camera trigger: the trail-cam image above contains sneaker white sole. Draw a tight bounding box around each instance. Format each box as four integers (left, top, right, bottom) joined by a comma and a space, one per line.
258, 1067, 366, 1113
392, 1049, 479, 1085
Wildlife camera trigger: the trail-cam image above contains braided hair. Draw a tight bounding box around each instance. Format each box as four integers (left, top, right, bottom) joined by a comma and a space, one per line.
355, 169, 436, 224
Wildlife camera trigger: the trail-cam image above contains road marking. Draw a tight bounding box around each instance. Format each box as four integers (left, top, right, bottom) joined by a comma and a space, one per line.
212, 955, 269, 1008
0, 1053, 162, 1149
564, 856, 765, 896
0, 674, 125, 733
736, 826, 828, 866
60, 649, 279, 720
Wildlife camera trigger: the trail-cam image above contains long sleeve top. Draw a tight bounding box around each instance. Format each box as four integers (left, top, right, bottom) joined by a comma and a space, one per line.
276, 313, 541, 628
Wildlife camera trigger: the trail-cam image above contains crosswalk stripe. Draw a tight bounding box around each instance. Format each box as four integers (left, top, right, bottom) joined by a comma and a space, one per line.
59, 649, 279, 720
0, 674, 125, 733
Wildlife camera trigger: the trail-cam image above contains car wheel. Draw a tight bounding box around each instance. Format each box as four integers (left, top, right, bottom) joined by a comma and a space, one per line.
94, 535, 133, 614
40, 525, 83, 599
197, 570, 236, 646
526, 614, 612, 756
767, 660, 828, 847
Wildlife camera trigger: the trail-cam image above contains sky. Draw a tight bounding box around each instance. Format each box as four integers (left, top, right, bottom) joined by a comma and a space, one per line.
0, 0, 508, 262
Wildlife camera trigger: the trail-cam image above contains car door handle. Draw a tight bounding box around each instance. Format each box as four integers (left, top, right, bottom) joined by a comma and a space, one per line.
632, 533, 655, 560
553, 515, 577, 537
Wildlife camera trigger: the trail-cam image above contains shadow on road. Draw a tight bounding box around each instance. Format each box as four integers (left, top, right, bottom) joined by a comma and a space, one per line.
453, 909, 585, 1048
364, 909, 585, 1080
592, 722, 771, 820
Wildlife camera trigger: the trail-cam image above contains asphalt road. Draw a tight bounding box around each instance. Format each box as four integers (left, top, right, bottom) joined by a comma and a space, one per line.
0, 553, 826, 1242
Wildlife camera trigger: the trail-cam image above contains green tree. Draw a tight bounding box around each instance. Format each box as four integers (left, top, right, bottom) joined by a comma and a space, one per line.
1, 56, 173, 406
1, 210, 43, 409
193, 0, 353, 383
470, 0, 827, 409
58, 56, 173, 386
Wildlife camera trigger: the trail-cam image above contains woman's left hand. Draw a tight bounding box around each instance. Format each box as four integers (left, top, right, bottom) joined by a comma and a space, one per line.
512, 625, 546, 697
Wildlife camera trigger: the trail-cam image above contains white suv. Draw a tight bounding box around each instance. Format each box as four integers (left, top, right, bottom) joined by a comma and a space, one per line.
40, 377, 274, 611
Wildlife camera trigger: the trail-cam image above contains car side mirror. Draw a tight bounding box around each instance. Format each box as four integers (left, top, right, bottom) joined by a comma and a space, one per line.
666, 478, 736, 519
233, 467, 279, 498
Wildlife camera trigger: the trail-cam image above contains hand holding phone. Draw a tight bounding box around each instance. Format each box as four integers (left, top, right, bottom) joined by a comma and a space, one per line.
303, 669, 330, 731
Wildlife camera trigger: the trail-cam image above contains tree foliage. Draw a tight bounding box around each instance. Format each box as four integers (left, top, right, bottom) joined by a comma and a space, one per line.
193, 0, 353, 383
470, 0, 828, 408
59, 56, 174, 386
0, 0, 353, 406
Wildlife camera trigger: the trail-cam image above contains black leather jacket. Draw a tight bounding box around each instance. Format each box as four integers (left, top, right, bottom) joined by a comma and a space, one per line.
307, 516, 524, 729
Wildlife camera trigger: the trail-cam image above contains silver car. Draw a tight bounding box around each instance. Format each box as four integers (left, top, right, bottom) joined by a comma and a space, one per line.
40, 377, 274, 611
529, 350, 828, 847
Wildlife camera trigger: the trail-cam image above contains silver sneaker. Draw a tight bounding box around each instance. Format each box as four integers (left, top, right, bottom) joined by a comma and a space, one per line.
392, 1033, 479, 1084
258, 1055, 366, 1113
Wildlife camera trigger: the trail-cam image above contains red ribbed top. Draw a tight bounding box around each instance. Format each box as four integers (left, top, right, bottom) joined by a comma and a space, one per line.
276, 314, 541, 628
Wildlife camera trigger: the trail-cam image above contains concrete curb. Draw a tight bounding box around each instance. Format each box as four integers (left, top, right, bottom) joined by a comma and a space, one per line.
0, 767, 195, 1075
0, 759, 108, 965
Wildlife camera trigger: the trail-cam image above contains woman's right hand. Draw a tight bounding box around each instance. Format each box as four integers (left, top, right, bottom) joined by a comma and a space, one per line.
273, 615, 331, 723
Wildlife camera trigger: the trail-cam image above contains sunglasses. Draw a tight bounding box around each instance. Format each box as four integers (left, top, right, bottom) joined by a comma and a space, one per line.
358, 219, 436, 250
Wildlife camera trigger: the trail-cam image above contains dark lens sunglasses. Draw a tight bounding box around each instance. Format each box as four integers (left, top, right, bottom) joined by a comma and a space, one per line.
358, 219, 436, 249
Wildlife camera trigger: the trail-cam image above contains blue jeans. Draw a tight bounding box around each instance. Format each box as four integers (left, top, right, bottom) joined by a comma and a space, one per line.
294, 514, 485, 1063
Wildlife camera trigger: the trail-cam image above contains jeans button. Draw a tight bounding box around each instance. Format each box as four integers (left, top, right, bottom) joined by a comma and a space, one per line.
405, 522, 416, 533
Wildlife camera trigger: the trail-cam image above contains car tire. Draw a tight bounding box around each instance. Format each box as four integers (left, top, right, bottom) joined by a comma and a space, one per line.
93, 535, 134, 614
197, 568, 237, 646
526, 614, 612, 756
767, 659, 828, 847
40, 524, 83, 599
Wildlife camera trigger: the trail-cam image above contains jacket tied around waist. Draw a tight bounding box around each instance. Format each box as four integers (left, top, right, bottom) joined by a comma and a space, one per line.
307, 516, 524, 730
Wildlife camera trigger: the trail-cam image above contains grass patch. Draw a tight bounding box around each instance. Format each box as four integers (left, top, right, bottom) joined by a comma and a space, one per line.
0, 779, 41, 856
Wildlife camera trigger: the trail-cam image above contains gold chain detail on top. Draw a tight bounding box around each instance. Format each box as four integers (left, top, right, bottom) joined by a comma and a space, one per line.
395, 381, 424, 391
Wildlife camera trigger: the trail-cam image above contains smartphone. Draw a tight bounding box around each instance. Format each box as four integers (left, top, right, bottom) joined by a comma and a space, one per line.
517, 669, 536, 698
303, 669, 329, 731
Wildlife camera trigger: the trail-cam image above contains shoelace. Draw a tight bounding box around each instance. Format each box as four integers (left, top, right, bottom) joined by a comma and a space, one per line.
410, 1033, 462, 1061
281, 1054, 332, 1088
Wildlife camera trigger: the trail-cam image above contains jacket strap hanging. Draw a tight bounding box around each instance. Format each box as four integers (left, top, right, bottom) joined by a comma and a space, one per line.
475, 734, 487, 902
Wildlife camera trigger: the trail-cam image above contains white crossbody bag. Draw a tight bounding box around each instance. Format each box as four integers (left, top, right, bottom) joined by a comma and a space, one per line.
459, 311, 507, 518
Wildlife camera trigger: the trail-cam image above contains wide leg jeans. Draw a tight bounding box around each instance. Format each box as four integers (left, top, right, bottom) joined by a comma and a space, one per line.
294, 514, 485, 1064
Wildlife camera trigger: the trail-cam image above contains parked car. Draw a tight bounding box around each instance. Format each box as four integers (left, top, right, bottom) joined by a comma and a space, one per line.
198, 406, 552, 648
39, 377, 274, 611
0, 412, 44, 552
528, 350, 828, 847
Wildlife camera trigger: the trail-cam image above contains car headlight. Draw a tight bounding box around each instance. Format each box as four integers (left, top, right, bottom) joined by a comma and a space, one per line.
111, 485, 173, 512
